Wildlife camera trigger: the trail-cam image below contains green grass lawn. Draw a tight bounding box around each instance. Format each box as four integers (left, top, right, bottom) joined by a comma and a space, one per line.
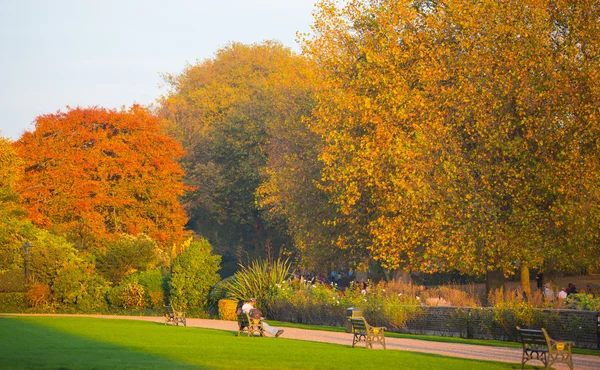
0, 316, 528, 369
269, 320, 600, 357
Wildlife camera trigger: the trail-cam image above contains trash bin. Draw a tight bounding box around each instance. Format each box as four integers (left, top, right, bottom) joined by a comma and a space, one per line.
346, 307, 363, 333
596, 312, 600, 349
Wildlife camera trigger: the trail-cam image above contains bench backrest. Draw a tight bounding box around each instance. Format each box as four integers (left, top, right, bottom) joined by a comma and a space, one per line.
165, 305, 174, 315
350, 317, 368, 332
517, 327, 548, 348
237, 313, 250, 325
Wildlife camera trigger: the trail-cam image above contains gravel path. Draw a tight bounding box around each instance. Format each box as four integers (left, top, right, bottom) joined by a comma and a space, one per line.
7, 314, 600, 369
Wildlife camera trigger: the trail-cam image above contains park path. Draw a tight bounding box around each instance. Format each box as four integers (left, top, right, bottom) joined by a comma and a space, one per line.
6, 314, 600, 369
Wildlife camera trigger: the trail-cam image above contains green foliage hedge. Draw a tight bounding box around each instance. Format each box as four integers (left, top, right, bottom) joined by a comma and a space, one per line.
135, 269, 167, 309
168, 238, 221, 311
0, 292, 26, 312
218, 299, 238, 321
269, 280, 421, 327
0, 270, 25, 293
263, 281, 599, 347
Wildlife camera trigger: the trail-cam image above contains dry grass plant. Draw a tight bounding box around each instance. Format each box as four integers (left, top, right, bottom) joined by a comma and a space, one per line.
487, 286, 553, 308
420, 282, 480, 307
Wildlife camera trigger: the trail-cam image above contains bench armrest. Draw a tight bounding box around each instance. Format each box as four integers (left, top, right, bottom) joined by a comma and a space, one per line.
369, 327, 386, 334
549, 339, 574, 351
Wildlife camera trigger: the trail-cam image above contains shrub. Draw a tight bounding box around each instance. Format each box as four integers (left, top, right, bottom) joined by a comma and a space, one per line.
25, 283, 51, 308
267, 279, 422, 328
106, 285, 123, 309
96, 234, 159, 284
135, 269, 166, 309
564, 293, 600, 311
209, 276, 234, 305
51, 257, 109, 311
218, 299, 238, 321
351, 281, 421, 328
14, 231, 109, 312
489, 288, 550, 341
168, 238, 221, 311
380, 294, 421, 329
107, 281, 146, 310
121, 282, 146, 310
0, 269, 26, 293
0, 292, 26, 312
27, 231, 79, 286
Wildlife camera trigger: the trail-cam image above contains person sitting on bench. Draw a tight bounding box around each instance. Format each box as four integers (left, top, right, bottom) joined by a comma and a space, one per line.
242, 298, 284, 338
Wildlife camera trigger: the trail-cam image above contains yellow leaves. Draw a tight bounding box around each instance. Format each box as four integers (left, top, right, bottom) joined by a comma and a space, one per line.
300, 0, 600, 274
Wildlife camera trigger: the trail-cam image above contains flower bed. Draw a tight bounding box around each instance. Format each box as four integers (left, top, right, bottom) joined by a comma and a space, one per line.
265, 279, 600, 349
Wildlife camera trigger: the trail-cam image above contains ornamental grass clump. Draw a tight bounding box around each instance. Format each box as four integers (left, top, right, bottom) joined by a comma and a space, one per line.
488, 287, 549, 340
421, 283, 480, 307
224, 258, 293, 314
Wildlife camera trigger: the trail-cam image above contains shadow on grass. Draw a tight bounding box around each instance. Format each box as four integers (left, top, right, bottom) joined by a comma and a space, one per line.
0, 316, 532, 369
0, 316, 202, 369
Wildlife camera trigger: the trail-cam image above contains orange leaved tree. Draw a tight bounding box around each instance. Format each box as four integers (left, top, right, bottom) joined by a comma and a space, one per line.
14, 106, 190, 256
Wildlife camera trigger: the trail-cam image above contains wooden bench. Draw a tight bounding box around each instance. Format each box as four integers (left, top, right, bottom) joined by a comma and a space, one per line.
237, 312, 264, 337
516, 326, 574, 370
164, 305, 186, 326
350, 317, 386, 349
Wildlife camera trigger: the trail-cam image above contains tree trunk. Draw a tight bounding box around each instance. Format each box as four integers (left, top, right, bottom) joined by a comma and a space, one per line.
521, 264, 531, 301
485, 269, 505, 304
389, 269, 411, 283
394, 270, 411, 284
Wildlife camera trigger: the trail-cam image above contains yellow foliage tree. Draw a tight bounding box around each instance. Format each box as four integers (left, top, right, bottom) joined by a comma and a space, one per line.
302, 0, 600, 284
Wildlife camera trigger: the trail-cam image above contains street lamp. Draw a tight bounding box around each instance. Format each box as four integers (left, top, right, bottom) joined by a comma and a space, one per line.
22, 241, 32, 283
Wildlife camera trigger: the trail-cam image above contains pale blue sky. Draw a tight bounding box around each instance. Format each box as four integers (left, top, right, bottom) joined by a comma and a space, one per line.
0, 0, 316, 140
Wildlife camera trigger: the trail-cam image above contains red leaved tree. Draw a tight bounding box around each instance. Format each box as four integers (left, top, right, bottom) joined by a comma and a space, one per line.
14, 106, 190, 257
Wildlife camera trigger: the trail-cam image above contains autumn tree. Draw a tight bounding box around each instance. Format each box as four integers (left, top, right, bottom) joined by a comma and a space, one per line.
13, 106, 190, 256
256, 73, 367, 273
0, 139, 107, 307
158, 41, 312, 264
303, 0, 600, 287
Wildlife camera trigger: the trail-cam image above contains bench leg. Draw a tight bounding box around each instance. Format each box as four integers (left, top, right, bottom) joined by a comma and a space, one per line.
568, 356, 574, 370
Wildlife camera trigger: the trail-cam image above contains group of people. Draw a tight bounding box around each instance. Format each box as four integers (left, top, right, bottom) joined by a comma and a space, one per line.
542, 282, 588, 301
236, 298, 284, 338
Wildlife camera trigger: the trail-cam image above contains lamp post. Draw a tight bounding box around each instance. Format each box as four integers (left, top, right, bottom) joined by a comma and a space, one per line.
22, 241, 32, 283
